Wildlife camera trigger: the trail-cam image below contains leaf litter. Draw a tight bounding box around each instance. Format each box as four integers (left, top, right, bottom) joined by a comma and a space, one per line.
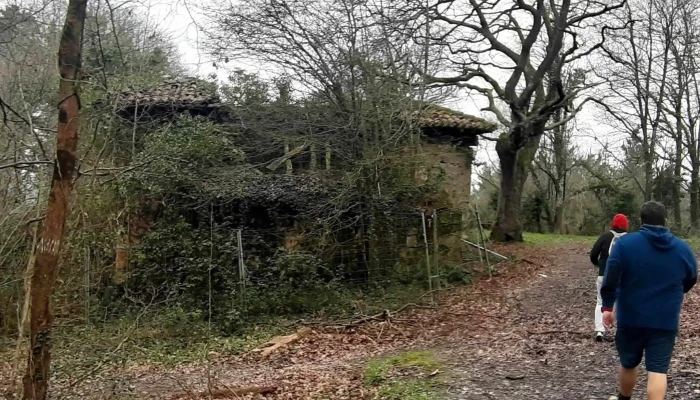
2, 243, 700, 399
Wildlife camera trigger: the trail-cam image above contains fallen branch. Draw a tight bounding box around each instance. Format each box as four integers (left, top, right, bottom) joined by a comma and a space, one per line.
326, 303, 434, 330
679, 369, 700, 376
461, 239, 509, 261
266, 143, 307, 171
169, 386, 277, 399
520, 258, 546, 268
252, 327, 312, 358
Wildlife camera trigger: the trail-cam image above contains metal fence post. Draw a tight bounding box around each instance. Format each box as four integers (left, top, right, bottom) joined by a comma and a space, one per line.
237, 229, 246, 308
432, 209, 440, 302
421, 211, 434, 305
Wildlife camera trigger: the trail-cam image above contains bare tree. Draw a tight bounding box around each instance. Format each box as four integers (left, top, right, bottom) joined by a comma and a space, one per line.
662, 0, 700, 231
22, 0, 88, 398
402, 0, 625, 241
532, 67, 586, 233
597, 0, 678, 204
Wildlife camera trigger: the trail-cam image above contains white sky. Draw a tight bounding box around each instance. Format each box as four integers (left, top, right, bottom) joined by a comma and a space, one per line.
149, 0, 613, 176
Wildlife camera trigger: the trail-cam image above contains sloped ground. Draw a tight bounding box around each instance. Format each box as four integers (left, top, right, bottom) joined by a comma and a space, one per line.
3, 241, 700, 399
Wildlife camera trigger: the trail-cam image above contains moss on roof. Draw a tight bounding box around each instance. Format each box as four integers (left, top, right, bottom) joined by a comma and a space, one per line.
407, 104, 497, 134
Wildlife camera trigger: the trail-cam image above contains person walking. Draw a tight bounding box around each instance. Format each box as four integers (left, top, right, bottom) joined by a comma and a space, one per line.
590, 213, 629, 342
601, 201, 697, 400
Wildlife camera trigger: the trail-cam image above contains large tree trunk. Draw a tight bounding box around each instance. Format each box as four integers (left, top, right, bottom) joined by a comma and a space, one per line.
691, 165, 700, 231
23, 0, 88, 398
491, 127, 543, 242
554, 203, 566, 234
672, 119, 682, 232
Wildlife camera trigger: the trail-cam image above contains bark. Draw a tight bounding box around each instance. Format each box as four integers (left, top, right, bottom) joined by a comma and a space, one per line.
691, 166, 699, 230
491, 126, 543, 242
554, 204, 566, 234
673, 113, 682, 232
23, 0, 88, 398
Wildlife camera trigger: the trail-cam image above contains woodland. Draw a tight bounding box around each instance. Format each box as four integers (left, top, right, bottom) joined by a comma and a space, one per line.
0, 0, 699, 398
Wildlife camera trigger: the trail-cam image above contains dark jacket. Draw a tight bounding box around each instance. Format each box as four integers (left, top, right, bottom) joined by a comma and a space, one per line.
601, 225, 698, 331
590, 228, 627, 276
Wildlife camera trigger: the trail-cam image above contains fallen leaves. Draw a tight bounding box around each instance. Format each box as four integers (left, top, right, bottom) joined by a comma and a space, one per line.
4, 241, 649, 400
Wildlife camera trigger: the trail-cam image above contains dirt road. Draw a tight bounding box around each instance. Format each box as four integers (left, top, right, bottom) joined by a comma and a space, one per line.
439, 245, 700, 399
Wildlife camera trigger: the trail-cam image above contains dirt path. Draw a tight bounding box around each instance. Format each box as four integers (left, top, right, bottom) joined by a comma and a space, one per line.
439, 246, 700, 399
8, 242, 700, 399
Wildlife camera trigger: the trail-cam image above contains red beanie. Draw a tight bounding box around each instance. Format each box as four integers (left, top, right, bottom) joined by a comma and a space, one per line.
612, 214, 629, 231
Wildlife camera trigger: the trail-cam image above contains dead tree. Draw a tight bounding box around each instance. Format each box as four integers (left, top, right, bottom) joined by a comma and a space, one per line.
22, 0, 88, 398
413, 0, 625, 241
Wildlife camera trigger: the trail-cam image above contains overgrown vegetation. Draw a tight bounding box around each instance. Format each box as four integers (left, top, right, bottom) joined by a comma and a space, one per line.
2, 0, 700, 397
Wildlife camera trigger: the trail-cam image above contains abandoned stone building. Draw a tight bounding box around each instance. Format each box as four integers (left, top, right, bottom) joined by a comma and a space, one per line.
109, 76, 498, 282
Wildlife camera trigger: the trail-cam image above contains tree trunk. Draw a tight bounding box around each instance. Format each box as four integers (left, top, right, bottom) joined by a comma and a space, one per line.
672, 124, 682, 232
23, 0, 88, 398
643, 146, 654, 202
554, 203, 566, 234
691, 166, 699, 230
491, 127, 543, 242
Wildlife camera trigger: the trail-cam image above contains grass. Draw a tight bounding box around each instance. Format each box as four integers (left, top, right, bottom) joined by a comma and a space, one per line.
363, 351, 447, 400
521, 232, 596, 247
682, 236, 700, 252
19, 308, 290, 383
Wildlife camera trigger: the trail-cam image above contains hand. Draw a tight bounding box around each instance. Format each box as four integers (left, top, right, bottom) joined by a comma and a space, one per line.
603, 310, 615, 330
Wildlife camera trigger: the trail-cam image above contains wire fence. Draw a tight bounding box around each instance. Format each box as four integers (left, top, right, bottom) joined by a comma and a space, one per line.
214, 207, 488, 323
0, 206, 495, 338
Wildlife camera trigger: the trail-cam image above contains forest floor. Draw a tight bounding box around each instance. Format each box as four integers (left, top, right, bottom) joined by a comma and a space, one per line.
3, 235, 700, 399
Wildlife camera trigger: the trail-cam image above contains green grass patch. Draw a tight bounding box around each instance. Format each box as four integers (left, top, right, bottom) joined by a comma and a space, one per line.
521, 232, 596, 247
364, 351, 447, 400
471, 229, 596, 247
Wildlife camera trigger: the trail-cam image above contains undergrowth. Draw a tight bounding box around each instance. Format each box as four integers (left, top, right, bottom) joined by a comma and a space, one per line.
364, 351, 446, 400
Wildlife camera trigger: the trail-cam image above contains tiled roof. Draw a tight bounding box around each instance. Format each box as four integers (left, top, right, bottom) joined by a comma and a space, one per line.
115, 76, 220, 109
407, 104, 497, 134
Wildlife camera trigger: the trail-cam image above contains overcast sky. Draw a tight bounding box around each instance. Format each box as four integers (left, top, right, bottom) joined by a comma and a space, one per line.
149, 0, 614, 177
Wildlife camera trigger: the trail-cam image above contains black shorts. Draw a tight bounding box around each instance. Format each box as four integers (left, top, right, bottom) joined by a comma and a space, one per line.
615, 326, 677, 374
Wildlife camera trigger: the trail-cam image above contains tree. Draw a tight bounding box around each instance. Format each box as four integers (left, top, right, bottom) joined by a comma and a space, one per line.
410, 0, 625, 242
597, 0, 676, 204
533, 67, 586, 233
663, 0, 700, 231
22, 0, 88, 398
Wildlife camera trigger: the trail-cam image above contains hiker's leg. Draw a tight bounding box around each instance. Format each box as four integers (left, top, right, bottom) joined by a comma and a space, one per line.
595, 276, 605, 334
647, 373, 667, 400
616, 326, 643, 398
619, 367, 638, 397
645, 329, 677, 400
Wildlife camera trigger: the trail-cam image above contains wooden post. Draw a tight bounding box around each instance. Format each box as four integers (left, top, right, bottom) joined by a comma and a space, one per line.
284, 141, 293, 174
475, 207, 492, 278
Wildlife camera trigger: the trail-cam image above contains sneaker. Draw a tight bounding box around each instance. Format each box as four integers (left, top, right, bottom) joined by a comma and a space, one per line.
595, 332, 604, 342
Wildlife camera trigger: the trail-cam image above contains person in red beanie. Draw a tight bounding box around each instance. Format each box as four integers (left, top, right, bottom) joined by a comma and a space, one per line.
589, 213, 629, 341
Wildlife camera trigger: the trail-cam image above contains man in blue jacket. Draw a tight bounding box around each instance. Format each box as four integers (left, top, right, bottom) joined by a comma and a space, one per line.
601, 201, 697, 400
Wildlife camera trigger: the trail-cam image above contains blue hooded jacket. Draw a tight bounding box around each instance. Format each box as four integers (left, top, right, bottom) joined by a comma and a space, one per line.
601, 225, 698, 331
